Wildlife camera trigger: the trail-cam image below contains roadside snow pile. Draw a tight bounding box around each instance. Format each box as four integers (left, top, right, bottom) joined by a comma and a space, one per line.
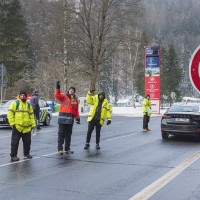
53, 107, 166, 117
112, 107, 143, 117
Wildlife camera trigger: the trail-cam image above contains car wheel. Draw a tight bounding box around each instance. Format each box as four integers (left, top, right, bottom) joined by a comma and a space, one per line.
162, 132, 169, 140
43, 115, 50, 126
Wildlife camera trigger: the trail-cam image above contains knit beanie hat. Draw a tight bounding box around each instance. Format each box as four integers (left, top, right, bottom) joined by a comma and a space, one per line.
19, 90, 27, 97
98, 92, 105, 98
68, 87, 76, 93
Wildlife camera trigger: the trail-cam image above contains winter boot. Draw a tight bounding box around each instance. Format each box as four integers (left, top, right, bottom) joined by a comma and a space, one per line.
84, 143, 90, 149
24, 154, 33, 159
11, 156, 20, 162
96, 144, 101, 149
36, 120, 41, 129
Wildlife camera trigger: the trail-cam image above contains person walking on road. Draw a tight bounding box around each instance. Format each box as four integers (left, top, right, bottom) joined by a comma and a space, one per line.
30, 90, 41, 130
7, 91, 36, 162
54, 81, 80, 155
142, 94, 152, 132
84, 90, 112, 150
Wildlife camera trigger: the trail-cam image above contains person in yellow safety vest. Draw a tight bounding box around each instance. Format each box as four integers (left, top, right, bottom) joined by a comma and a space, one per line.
84, 90, 112, 150
7, 91, 36, 162
142, 94, 152, 132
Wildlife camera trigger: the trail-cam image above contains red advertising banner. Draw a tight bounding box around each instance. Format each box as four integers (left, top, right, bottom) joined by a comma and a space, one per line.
145, 76, 160, 99
144, 46, 160, 114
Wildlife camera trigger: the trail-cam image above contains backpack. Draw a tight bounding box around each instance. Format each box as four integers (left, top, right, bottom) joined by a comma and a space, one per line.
15, 100, 30, 111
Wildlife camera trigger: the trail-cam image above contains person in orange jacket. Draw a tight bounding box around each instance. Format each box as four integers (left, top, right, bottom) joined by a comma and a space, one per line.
54, 81, 80, 154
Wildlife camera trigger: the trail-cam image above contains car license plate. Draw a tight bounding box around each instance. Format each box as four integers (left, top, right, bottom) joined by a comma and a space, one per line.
175, 118, 189, 122
0, 118, 4, 122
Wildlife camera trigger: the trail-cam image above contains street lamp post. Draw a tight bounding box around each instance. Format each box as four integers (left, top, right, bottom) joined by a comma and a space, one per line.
0, 63, 4, 106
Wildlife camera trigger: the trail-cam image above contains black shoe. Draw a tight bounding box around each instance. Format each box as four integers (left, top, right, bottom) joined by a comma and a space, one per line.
11, 156, 20, 162
84, 143, 90, 149
96, 144, 100, 149
36, 126, 41, 130
24, 154, 33, 159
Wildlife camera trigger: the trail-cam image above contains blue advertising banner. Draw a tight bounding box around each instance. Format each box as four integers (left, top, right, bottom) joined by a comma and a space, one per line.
145, 57, 160, 76
146, 46, 160, 56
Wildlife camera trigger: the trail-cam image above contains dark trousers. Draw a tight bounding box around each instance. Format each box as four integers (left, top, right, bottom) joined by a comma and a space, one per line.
34, 109, 40, 128
58, 124, 73, 151
86, 120, 102, 144
10, 126, 31, 157
143, 114, 150, 129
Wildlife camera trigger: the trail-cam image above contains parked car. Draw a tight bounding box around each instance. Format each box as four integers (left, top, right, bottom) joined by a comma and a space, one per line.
35, 99, 52, 126
47, 101, 55, 112
161, 102, 200, 139
0, 99, 52, 127
0, 100, 9, 106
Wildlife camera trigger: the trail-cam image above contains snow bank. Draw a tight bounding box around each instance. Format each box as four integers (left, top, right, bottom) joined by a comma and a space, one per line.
52, 107, 167, 117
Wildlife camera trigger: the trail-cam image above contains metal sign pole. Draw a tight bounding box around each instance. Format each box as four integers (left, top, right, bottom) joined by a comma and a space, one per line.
0, 63, 3, 106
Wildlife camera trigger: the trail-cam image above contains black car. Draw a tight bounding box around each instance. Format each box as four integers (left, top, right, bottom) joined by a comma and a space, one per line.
161, 102, 200, 139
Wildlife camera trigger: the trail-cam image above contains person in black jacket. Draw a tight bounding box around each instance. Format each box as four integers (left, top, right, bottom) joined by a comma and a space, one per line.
30, 90, 41, 129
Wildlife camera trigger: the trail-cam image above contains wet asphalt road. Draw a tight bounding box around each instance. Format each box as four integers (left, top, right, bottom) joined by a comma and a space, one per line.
1, 115, 200, 200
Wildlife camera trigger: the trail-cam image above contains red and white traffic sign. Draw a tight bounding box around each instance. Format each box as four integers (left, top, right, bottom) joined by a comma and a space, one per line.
189, 46, 200, 94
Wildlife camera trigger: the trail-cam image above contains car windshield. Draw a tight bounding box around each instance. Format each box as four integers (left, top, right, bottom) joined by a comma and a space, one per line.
168, 105, 199, 113
1, 100, 15, 108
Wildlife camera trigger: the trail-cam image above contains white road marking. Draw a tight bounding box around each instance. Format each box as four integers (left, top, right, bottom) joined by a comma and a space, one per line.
35, 129, 57, 133
0, 129, 57, 140
0, 157, 40, 168
107, 133, 140, 141
113, 120, 142, 124
41, 152, 58, 157
129, 149, 200, 200
0, 136, 10, 139
0, 129, 138, 167
0, 153, 62, 168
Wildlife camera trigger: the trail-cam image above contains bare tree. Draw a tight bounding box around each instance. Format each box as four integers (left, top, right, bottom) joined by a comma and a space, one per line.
70, 0, 141, 91
19, 0, 142, 99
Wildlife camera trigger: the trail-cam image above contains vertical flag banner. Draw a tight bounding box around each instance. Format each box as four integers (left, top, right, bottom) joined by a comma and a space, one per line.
144, 46, 160, 114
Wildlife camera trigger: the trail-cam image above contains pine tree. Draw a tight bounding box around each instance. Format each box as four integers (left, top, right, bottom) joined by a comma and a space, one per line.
179, 45, 196, 97
161, 43, 182, 104
0, 0, 31, 88
0, 1, 9, 62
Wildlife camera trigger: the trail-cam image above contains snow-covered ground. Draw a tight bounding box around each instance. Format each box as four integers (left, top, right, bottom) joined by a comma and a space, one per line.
111, 107, 166, 117
53, 107, 167, 117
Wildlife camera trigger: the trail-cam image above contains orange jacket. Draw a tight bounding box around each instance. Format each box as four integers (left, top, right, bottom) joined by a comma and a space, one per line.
54, 89, 79, 118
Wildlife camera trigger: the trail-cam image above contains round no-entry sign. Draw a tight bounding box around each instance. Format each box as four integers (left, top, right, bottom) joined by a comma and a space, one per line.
189, 45, 200, 94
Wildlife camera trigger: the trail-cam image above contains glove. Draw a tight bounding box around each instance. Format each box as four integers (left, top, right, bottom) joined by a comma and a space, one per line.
107, 120, 111, 125
56, 81, 60, 90
31, 127, 36, 135
90, 89, 95, 93
76, 118, 80, 124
